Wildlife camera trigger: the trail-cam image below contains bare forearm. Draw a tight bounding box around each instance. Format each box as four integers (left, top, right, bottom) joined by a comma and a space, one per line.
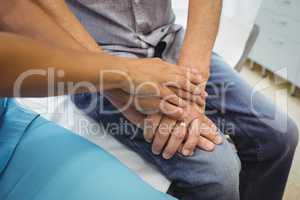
179, 0, 222, 79
34, 0, 102, 52
0, 32, 128, 97
0, 0, 82, 51
0, 0, 127, 96
32, 0, 129, 103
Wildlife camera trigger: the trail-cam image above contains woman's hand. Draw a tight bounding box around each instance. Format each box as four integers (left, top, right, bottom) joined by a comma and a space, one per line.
104, 89, 186, 120
122, 58, 204, 108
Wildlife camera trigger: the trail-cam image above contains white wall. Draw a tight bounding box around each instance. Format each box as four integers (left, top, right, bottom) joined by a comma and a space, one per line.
172, 0, 262, 67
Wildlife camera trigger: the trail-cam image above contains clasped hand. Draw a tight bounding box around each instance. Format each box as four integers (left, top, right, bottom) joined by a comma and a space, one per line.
107, 58, 223, 159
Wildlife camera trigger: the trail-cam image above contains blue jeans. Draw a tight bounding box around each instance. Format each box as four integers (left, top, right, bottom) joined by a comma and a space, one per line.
73, 53, 299, 200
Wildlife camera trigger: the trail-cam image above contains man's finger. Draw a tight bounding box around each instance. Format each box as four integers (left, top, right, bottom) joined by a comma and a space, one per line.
182, 118, 201, 156
160, 86, 187, 107
152, 117, 176, 155
170, 88, 205, 106
135, 97, 185, 120
159, 100, 186, 120
144, 114, 162, 143
162, 122, 187, 159
134, 97, 161, 114
197, 136, 216, 151
200, 117, 223, 145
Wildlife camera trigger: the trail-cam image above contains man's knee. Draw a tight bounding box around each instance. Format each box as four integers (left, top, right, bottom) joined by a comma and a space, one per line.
172, 139, 240, 199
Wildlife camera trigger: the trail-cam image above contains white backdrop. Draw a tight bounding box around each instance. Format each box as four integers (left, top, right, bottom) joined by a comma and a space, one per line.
172, 0, 262, 67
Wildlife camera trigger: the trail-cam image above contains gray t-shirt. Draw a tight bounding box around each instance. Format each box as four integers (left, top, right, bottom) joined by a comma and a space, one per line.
67, 0, 184, 62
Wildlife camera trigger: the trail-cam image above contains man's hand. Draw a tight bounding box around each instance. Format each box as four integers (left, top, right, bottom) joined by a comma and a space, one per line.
144, 103, 223, 160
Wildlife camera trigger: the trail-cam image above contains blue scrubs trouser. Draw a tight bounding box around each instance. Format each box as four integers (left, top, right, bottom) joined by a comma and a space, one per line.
0, 100, 175, 200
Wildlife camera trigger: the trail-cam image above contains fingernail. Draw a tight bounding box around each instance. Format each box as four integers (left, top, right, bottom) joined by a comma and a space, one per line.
182, 149, 190, 156
152, 147, 160, 155
215, 135, 223, 144
205, 143, 215, 151
180, 122, 186, 127
163, 152, 172, 160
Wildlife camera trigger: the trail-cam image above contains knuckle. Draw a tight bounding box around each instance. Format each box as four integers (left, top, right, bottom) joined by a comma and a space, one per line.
144, 129, 154, 138
210, 130, 219, 137
163, 150, 173, 156
157, 129, 171, 139
198, 137, 205, 146
153, 58, 162, 63
191, 130, 201, 137
204, 127, 217, 137
188, 134, 199, 142
173, 130, 186, 140
184, 143, 195, 151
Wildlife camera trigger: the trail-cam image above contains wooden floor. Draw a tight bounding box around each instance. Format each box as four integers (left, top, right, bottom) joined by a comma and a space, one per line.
240, 62, 300, 200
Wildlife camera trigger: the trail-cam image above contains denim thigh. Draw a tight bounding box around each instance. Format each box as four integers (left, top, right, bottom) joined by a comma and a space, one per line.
205, 54, 298, 163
